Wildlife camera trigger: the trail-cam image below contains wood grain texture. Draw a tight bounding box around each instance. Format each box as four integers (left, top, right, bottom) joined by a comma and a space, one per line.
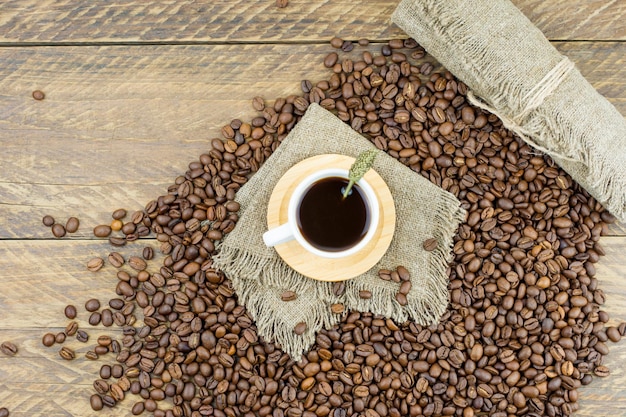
0, 237, 625, 417
1, 42, 626, 239
0, 0, 624, 44
1, 1, 626, 414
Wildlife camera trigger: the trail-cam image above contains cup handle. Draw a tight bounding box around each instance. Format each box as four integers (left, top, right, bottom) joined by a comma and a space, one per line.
263, 223, 294, 247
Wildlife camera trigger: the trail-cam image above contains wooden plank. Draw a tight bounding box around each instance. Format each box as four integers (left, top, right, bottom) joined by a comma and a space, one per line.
1, 42, 626, 239
0, 0, 624, 44
0, 238, 625, 416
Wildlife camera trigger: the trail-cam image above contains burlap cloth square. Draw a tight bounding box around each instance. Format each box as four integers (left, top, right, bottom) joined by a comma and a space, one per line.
213, 104, 466, 359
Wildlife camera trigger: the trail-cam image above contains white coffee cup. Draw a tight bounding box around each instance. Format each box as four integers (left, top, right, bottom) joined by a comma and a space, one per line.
263, 168, 380, 258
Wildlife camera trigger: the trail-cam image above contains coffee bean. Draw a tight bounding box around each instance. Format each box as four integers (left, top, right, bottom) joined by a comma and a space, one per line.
275, 0, 288, 8
128, 256, 147, 271
55, 332, 66, 344
378, 269, 392, 281
399, 280, 412, 295
90, 395, 103, 411
42, 332, 55, 347
324, 52, 338, 68
422, 237, 438, 251
294, 322, 307, 335
62, 304, 77, 319
281, 291, 297, 301
332, 281, 346, 296
341, 40, 354, 52
594, 365, 610, 377
88, 312, 101, 326
606, 326, 621, 343
32, 90, 45, 100
42, 215, 55, 227
59, 346, 75, 360
329, 37, 343, 48
132, 402, 145, 415
102, 395, 116, 408
85, 298, 100, 312
0, 341, 18, 356
331, 304, 345, 314
76, 330, 89, 343
65, 217, 80, 233
109, 236, 126, 246
110, 219, 123, 231
142, 246, 154, 260
65, 321, 78, 336
252, 96, 265, 111
108, 252, 125, 268
93, 224, 112, 237
396, 265, 410, 281
359, 290, 372, 299
86, 257, 104, 272
112, 208, 127, 220
395, 292, 407, 306
51, 223, 66, 238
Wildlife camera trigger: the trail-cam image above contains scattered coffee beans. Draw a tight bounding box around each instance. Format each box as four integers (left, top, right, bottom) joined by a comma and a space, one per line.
142, 246, 154, 260
281, 290, 297, 301
51, 223, 66, 238
36, 36, 624, 417
359, 289, 372, 299
93, 225, 112, 237
76, 330, 89, 343
42, 215, 55, 227
64, 305, 77, 319
32, 90, 45, 100
294, 322, 307, 335
107, 252, 124, 268
54, 332, 65, 344
128, 256, 146, 271
0, 341, 18, 356
110, 219, 123, 231
84, 298, 100, 312
112, 208, 127, 220
86, 257, 104, 272
58, 346, 75, 360
90, 394, 103, 411
422, 237, 438, 251
395, 291, 408, 306
65, 217, 80, 233
330, 303, 345, 314
64, 321, 78, 336
108, 236, 126, 246
42, 333, 55, 347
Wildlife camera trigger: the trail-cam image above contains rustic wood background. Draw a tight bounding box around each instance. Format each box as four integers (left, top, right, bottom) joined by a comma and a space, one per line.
1, 1, 625, 416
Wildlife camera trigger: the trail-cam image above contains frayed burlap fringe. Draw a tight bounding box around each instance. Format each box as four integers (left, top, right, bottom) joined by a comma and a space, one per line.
344, 189, 466, 326
212, 104, 465, 359
392, 0, 626, 222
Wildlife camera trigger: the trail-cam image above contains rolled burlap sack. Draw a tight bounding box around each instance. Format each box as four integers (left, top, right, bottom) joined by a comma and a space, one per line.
392, 0, 626, 222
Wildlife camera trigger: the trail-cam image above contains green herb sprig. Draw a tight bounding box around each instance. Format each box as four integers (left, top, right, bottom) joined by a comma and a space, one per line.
342, 149, 379, 198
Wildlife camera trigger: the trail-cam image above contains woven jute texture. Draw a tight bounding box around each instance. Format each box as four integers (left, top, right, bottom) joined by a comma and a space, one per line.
212, 104, 466, 359
392, 0, 626, 222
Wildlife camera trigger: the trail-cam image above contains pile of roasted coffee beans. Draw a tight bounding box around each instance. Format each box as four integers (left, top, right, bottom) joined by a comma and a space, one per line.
40, 37, 623, 417
42, 214, 80, 238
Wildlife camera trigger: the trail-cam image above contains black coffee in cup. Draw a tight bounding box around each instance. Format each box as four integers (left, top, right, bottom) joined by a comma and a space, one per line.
296, 177, 371, 252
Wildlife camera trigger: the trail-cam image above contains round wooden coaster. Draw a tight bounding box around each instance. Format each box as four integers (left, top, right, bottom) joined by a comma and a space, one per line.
266, 154, 396, 282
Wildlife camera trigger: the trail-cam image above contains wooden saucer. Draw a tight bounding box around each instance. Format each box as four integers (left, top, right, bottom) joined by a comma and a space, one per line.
266, 154, 395, 281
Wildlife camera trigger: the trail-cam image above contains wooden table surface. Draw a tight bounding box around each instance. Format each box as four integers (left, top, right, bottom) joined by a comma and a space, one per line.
1, 1, 626, 416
